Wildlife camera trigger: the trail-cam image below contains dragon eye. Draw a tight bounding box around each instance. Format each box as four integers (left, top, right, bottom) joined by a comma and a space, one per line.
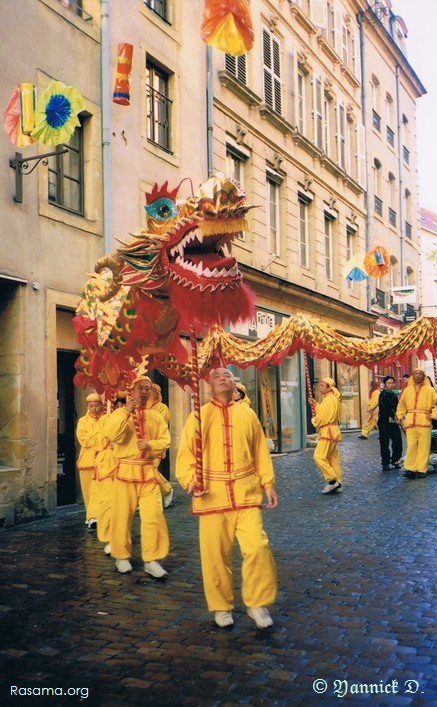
145, 197, 178, 221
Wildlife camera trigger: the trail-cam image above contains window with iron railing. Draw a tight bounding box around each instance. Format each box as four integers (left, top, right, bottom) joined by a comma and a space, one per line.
388, 208, 396, 227
390, 299, 400, 315
403, 145, 410, 164
405, 221, 412, 238
144, 0, 168, 22
372, 109, 381, 132
386, 125, 394, 146
146, 63, 172, 152
375, 288, 385, 308
374, 195, 383, 216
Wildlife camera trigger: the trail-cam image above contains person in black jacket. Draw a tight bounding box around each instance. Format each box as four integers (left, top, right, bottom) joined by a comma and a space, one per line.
378, 375, 403, 471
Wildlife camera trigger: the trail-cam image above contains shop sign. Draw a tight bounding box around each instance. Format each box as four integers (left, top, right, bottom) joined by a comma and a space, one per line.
391, 286, 417, 304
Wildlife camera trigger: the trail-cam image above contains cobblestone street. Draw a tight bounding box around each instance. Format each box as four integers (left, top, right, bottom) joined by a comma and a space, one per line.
1, 434, 436, 707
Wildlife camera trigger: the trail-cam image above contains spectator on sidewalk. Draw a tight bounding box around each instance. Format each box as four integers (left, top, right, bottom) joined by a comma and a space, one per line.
396, 369, 437, 479
105, 375, 170, 576
378, 376, 402, 471
358, 380, 380, 439
311, 378, 343, 494
176, 367, 278, 630
147, 382, 174, 509
76, 392, 106, 529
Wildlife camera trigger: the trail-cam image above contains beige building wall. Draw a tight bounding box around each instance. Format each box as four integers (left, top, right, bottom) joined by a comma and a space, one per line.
0, 0, 104, 524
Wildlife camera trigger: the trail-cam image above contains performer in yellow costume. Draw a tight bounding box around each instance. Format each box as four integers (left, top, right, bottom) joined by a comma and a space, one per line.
176, 368, 278, 630
233, 382, 251, 405
359, 380, 380, 439
76, 393, 106, 528
105, 376, 171, 576
93, 396, 125, 555
147, 382, 174, 508
396, 369, 437, 479
311, 378, 343, 494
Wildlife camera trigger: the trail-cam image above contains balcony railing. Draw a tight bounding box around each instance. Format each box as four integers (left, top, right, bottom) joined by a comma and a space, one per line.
390, 300, 400, 315
405, 221, 412, 238
388, 207, 396, 227
403, 145, 410, 164
374, 195, 383, 216
375, 288, 386, 308
386, 126, 394, 146
372, 110, 381, 132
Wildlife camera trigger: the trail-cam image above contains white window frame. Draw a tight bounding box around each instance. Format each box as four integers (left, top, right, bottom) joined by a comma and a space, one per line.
313, 75, 324, 150
266, 171, 281, 256
324, 212, 334, 280
262, 29, 282, 114
298, 194, 311, 269
336, 101, 346, 169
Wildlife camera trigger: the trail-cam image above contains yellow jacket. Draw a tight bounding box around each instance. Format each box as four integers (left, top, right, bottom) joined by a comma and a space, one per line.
76, 412, 107, 471
105, 406, 170, 483
176, 398, 275, 515
311, 392, 342, 442
396, 378, 437, 429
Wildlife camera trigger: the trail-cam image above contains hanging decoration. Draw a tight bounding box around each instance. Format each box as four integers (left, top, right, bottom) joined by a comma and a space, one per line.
343, 254, 367, 282
201, 0, 254, 56
364, 244, 390, 277
31, 80, 85, 146
113, 42, 134, 106
3, 86, 35, 148
19, 83, 37, 136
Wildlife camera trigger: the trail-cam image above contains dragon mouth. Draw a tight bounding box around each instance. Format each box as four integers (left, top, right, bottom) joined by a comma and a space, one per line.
168, 225, 243, 289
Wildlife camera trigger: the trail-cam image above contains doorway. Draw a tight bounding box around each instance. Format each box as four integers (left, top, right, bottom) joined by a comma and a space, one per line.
57, 350, 78, 506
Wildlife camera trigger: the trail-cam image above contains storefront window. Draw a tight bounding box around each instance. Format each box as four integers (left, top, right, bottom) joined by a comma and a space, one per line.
280, 356, 303, 452
336, 363, 360, 429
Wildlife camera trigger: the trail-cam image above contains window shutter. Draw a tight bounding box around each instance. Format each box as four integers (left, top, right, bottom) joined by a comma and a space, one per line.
291, 49, 298, 127
356, 122, 366, 188
333, 8, 343, 55
225, 54, 248, 84
273, 38, 282, 114
352, 28, 361, 80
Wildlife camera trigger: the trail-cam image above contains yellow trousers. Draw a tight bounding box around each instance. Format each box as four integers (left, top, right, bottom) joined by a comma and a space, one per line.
199, 508, 277, 611
404, 427, 432, 473
110, 479, 169, 561
78, 469, 94, 520
158, 470, 172, 496
314, 440, 342, 483
93, 477, 114, 543
361, 417, 378, 438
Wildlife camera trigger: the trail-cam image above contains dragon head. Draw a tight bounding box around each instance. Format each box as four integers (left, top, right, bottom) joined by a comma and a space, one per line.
96, 173, 255, 329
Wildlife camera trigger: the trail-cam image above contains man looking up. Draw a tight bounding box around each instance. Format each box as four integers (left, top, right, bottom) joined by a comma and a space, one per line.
176, 367, 278, 630
397, 369, 437, 479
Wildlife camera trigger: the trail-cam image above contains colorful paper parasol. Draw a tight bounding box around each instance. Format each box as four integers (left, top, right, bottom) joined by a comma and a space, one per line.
31, 80, 86, 146
343, 254, 367, 282
364, 245, 390, 277
201, 0, 254, 56
3, 86, 35, 148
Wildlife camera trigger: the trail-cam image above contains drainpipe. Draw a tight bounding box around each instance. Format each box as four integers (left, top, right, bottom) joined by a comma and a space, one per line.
395, 64, 405, 287
357, 11, 372, 314
101, 0, 112, 254
206, 45, 214, 177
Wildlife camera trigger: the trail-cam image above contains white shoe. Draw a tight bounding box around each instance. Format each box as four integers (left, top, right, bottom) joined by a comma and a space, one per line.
163, 487, 174, 509
104, 544, 111, 555
322, 481, 340, 494
215, 611, 234, 628
247, 607, 273, 629
87, 518, 97, 529
144, 561, 168, 578
115, 559, 132, 574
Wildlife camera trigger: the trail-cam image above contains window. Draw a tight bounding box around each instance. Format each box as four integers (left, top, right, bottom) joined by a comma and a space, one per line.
386, 93, 394, 145
346, 225, 356, 289
324, 213, 334, 280
402, 114, 410, 164
313, 76, 323, 150
226, 146, 247, 239
405, 189, 412, 238
262, 29, 282, 114
297, 69, 307, 134
373, 158, 382, 215
58, 0, 92, 20
371, 75, 381, 131
144, 0, 167, 21
48, 118, 84, 214
336, 101, 346, 169
267, 172, 281, 255
388, 172, 396, 226
146, 61, 172, 151
298, 194, 311, 268
225, 54, 247, 84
